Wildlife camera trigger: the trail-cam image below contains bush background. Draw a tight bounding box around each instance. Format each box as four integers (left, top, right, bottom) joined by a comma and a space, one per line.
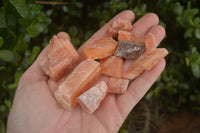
0, 0, 200, 132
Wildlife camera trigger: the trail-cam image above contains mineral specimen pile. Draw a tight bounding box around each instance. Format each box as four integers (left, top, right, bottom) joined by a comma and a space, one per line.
39, 17, 168, 114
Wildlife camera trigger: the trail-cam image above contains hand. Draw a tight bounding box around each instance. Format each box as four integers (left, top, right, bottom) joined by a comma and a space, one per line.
7, 10, 166, 133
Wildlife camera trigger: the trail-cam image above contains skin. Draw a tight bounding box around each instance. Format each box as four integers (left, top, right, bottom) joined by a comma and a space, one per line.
7, 10, 166, 133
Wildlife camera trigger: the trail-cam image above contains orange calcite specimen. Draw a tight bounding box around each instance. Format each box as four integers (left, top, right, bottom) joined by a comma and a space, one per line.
50, 36, 81, 67
139, 48, 168, 70
100, 56, 123, 78
122, 61, 145, 79
83, 37, 117, 59
54, 59, 101, 110
118, 30, 131, 41
144, 33, 157, 52
123, 48, 168, 79
49, 58, 73, 81
106, 19, 132, 37
78, 81, 108, 114
108, 77, 129, 94
118, 30, 145, 44
47, 35, 81, 81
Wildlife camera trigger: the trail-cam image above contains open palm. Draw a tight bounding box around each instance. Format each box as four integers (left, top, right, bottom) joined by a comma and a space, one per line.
7, 10, 166, 133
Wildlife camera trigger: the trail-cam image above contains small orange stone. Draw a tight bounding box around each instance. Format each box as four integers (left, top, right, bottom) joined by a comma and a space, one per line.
54, 59, 101, 110
118, 30, 131, 41
49, 58, 73, 81
106, 19, 132, 37
78, 81, 108, 114
83, 37, 117, 59
139, 48, 168, 70
122, 61, 144, 79
122, 48, 168, 79
100, 56, 123, 78
144, 33, 157, 52
47, 35, 81, 81
108, 77, 129, 94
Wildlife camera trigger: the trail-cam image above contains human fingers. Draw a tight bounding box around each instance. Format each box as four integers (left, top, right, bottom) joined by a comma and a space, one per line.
117, 59, 166, 119
117, 24, 166, 119
131, 13, 159, 34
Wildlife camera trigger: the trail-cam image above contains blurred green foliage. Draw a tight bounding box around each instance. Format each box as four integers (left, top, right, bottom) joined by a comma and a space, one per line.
0, 0, 200, 132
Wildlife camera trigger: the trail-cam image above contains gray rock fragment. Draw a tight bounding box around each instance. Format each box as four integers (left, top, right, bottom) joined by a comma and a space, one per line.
114, 40, 146, 59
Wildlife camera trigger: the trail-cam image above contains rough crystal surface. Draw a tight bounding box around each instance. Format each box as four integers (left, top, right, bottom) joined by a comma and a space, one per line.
115, 40, 146, 59
78, 81, 108, 114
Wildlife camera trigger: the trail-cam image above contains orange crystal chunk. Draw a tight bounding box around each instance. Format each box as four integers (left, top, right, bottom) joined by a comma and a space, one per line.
47, 35, 81, 81
123, 48, 168, 79
78, 81, 108, 114
100, 56, 123, 78
106, 19, 132, 37
83, 37, 117, 59
118, 30, 131, 41
139, 48, 168, 70
108, 77, 129, 94
54, 59, 101, 110
122, 61, 145, 79
144, 33, 157, 52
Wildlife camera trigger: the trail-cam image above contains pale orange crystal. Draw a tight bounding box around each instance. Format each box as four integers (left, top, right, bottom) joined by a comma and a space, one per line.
122, 61, 145, 79
144, 33, 157, 52
47, 35, 81, 81
118, 30, 131, 41
100, 56, 123, 78
54, 59, 101, 110
83, 37, 117, 59
123, 48, 168, 79
78, 81, 108, 114
138, 48, 168, 70
108, 77, 129, 94
106, 19, 132, 37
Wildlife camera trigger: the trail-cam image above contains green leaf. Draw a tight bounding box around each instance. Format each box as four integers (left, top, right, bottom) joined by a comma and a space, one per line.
7, 14, 17, 26
26, 23, 45, 38
195, 28, 200, 39
0, 67, 5, 71
173, 2, 183, 15
0, 8, 6, 28
159, 21, 166, 29
9, 0, 31, 19
191, 62, 200, 78
27, 46, 40, 64
0, 37, 4, 47
8, 70, 23, 90
194, 17, 200, 27
14, 40, 28, 51
0, 120, 6, 133
0, 49, 16, 62
4, 100, 11, 108
185, 57, 190, 66
184, 28, 194, 38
